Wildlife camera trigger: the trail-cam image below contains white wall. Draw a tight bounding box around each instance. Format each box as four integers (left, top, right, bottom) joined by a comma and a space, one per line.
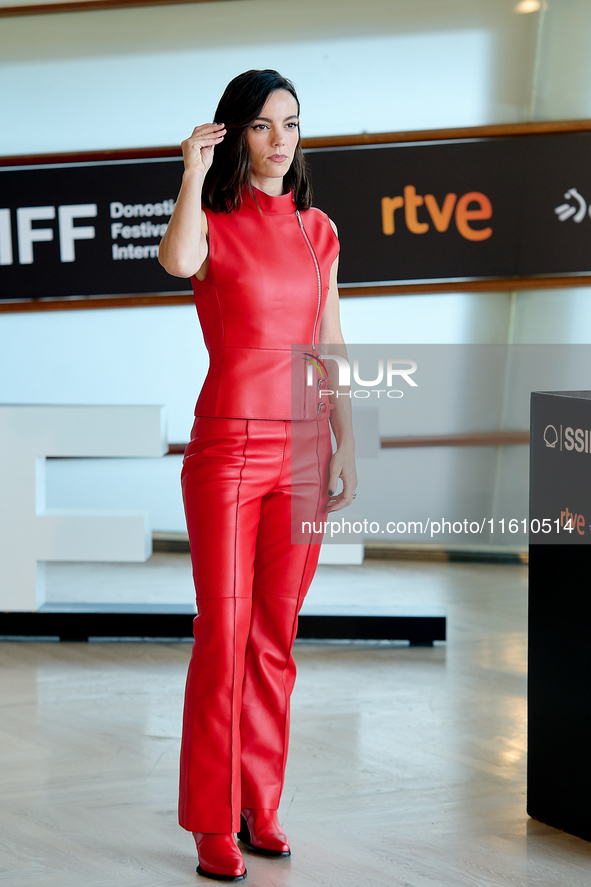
0, 305, 207, 443
0, 0, 539, 155
533, 0, 591, 122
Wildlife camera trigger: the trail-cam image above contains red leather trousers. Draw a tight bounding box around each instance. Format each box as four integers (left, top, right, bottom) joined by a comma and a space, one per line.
179, 416, 331, 833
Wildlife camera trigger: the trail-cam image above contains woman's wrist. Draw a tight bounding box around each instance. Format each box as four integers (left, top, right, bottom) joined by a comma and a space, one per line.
333, 433, 355, 451
182, 167, 206, 189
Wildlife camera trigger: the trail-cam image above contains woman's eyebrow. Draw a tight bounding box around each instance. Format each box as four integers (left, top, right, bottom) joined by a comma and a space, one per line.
253, 115, 300, 123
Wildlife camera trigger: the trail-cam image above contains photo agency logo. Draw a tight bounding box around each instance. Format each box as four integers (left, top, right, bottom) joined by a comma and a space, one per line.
304, 353, 418, 399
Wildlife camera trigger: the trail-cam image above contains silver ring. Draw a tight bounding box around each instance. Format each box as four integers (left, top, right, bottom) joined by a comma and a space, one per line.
352, 493, 357, 499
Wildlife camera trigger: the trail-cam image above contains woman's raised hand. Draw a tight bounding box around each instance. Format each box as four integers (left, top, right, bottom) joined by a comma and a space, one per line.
181, 123, 226, 176
159, 124, 224, 276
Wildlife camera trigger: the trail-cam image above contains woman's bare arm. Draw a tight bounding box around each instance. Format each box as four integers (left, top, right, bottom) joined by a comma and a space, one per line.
158, 123, 225, 278
318, 222, 358, 512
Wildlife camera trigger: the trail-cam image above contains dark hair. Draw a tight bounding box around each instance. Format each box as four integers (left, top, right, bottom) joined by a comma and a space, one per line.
202, 69, 313, 213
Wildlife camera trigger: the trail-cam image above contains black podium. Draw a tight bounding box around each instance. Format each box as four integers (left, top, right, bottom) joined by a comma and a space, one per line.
529, 391, 591, 841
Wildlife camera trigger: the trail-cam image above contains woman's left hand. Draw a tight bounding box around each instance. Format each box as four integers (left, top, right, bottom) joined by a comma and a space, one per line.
327, 444, 358, 512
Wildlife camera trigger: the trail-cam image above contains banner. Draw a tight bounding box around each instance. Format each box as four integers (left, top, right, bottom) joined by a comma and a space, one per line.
2, 131, 591, 302
0, 156, 184, 301
307, 133, 591, 287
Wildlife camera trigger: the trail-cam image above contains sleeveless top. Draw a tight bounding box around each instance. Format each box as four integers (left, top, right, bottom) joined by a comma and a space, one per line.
191, 186, 340, 420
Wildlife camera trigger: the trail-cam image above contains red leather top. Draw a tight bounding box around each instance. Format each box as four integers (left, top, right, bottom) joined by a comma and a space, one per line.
191, 187, 340, 420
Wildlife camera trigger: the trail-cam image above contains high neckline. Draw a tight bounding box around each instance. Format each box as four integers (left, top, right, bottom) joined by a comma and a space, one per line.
241, 186, 296, 215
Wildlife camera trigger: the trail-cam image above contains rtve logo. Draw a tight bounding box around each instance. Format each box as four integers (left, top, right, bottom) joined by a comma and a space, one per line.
560, 507, 586, 536
0, 204, 97, 265
381, 187, 492, 241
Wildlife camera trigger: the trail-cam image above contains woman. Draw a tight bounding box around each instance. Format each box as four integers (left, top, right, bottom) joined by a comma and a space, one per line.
159, 69, 357, 881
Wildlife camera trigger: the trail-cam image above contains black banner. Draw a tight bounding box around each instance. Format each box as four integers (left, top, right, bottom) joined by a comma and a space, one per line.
308, 133, 591, 286
2, 132, 591, 302
0, 157, 184, 300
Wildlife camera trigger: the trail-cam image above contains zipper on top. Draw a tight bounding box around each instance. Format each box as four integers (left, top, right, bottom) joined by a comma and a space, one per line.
295, 209, 322, 351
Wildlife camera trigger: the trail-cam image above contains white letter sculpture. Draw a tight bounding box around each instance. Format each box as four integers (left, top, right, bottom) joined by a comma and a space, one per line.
0, 405, 167, 612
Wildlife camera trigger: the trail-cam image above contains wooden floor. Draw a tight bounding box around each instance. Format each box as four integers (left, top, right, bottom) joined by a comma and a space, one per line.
2, 557, 591, 886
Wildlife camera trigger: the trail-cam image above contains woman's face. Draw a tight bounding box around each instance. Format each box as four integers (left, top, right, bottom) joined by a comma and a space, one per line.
245, 89, 300, 189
